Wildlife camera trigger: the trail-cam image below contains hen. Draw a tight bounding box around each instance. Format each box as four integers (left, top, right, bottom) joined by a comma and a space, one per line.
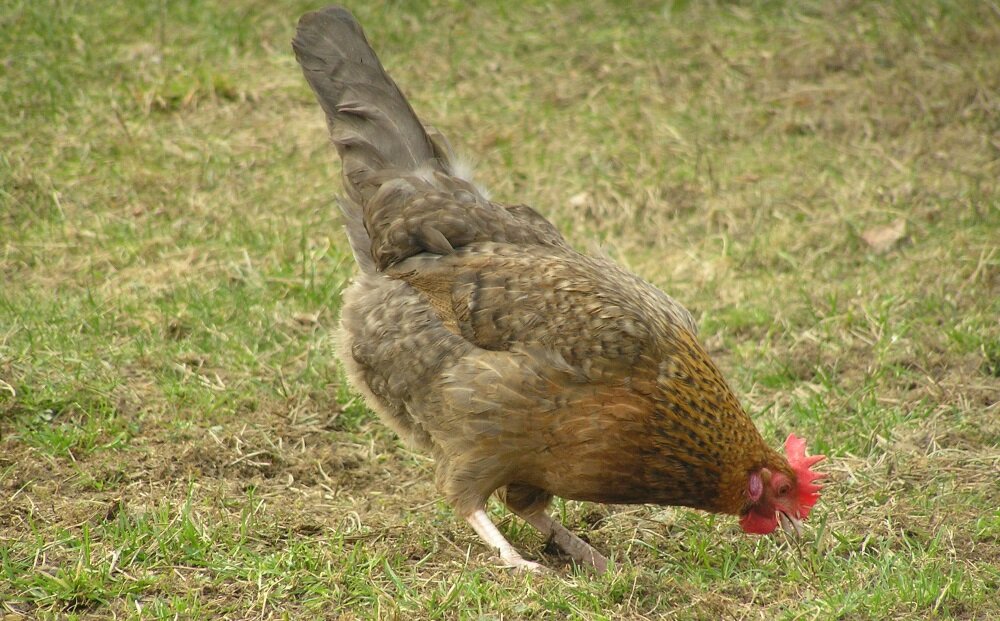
293, 6, 825, 573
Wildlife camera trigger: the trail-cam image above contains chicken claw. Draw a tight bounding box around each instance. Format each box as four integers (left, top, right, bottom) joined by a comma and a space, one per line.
465, 509, 546, 574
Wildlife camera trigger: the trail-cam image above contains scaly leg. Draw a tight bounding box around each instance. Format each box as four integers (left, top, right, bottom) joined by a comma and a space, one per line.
465, 509, 545, 573
509, 509, 609, 574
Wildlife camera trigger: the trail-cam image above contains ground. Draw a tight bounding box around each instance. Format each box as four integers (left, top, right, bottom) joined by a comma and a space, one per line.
1, 1, 998, 619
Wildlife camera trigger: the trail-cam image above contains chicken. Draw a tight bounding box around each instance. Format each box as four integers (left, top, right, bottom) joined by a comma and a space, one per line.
292, 6, 825, 574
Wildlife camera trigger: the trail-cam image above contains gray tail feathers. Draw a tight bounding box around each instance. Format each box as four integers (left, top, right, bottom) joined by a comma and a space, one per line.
337, 197, 376, 273
293, 6, 446, 204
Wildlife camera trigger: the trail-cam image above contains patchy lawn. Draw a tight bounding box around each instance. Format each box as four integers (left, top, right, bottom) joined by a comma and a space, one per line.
1, 0, 998, 618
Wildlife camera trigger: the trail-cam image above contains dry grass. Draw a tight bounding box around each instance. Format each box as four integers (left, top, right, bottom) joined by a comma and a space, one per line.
1, 0, 998, 619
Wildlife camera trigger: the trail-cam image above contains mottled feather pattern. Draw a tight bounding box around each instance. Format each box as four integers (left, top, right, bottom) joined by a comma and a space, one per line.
364, 172, 567, 270
296, 6, 817, 568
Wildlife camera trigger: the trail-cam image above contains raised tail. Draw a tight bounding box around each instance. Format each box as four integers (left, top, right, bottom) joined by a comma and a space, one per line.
294, 7, 565, 273
293, 6, 446, 204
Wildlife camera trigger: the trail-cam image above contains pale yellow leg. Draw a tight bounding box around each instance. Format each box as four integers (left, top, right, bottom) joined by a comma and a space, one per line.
465, 509, 545, 573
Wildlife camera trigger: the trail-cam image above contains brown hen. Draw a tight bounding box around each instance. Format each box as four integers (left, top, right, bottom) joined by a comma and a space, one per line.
293, 6, 825, 573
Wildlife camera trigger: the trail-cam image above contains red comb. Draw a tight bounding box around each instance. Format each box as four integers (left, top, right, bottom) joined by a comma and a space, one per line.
785, 433, 826, 518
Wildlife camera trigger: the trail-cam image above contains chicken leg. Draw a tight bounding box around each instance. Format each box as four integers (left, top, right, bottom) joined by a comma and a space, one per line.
496, 483, 608, 573
506, 507, 609, 574
465, 510, 545, 573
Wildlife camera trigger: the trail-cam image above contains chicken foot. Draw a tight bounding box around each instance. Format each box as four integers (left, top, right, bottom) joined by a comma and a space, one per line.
508, 508, 609, 574
465, 509, 545, 573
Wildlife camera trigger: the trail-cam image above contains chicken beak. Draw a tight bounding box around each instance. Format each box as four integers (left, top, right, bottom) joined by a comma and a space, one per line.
778, 511, 804, 538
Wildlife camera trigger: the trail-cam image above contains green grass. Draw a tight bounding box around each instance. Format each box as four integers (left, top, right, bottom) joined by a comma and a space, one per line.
2, 0, 998, 618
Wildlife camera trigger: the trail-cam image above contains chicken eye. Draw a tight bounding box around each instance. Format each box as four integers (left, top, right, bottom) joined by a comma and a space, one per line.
776, 483, 791, 496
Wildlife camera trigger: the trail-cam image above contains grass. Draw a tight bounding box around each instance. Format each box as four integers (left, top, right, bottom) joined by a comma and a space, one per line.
1, 0, 998, 618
